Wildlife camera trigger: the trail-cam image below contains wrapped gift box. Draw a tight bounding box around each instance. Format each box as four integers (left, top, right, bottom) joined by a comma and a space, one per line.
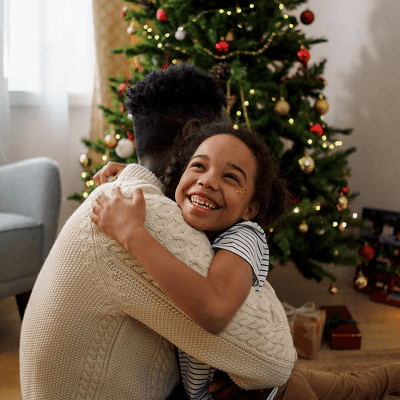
321, 305, 362, 350
282, 302, 326, 359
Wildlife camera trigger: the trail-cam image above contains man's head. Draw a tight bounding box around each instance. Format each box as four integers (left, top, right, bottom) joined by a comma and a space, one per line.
125, 64, 230, 173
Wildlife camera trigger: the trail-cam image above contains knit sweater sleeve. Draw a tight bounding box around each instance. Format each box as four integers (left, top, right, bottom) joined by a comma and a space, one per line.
90, 166, 297, 390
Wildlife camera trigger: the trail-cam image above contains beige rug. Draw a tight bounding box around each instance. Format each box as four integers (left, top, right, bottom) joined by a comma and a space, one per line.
296, 348, 400, 373
296, 349, 400, 399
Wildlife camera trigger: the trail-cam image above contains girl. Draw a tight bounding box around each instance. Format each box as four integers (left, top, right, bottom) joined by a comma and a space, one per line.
91, 123, 288, 400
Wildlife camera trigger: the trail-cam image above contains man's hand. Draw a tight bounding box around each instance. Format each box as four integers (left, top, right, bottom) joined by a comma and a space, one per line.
93, 162, 127, 186
89, 187, 146, 247
208, 372, 271, 400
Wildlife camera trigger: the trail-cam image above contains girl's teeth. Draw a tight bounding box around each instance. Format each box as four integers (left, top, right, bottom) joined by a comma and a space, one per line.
190, 195, 216, 209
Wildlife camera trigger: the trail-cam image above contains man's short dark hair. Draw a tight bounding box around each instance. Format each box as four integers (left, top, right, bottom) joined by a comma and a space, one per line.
125, 64, 227, 159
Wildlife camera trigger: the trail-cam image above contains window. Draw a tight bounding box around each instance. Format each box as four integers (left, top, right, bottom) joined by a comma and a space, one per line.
4, 0, 94, 95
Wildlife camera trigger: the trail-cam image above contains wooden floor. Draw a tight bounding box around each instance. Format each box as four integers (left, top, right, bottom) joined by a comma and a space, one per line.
1, 262, 400, 399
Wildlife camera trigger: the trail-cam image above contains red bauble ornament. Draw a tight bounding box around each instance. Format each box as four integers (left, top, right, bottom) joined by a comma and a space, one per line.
309, 123, 323, 137
359, 245, 375, 261
297, 48, 310, 66
118, 83, 130, 96
156, 9, 168, 22
215, 40, 230, 55
127, 131, 135, 142
341, 186, 350, 195
300, 10, 314, 25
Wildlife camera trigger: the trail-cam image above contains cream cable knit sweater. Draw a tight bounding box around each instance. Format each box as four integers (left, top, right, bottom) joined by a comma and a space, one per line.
20, 164, 296, 400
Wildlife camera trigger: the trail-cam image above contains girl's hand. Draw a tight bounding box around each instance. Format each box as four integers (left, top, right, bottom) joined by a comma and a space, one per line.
93, 162, 127, 186
89, 187, 146, 248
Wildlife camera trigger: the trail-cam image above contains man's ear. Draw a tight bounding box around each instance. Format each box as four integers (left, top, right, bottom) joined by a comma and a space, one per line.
243, 201, 260, 221
182, 118, 201, 137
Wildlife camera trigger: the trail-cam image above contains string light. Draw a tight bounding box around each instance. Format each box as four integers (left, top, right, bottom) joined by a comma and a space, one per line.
293, 207, 300, 214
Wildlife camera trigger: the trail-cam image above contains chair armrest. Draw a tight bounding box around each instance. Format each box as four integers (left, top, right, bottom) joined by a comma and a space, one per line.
0, 157, 61, 258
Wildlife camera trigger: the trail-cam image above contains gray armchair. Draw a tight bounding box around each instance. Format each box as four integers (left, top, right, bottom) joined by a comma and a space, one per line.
0, 157, 61, 318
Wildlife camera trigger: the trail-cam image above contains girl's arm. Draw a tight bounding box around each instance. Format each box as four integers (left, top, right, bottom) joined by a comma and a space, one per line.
90, 187, 252, 334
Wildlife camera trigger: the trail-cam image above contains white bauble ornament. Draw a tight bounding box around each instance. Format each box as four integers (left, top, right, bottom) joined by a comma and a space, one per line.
175, 27, 187, 41
115, 139, 135, 158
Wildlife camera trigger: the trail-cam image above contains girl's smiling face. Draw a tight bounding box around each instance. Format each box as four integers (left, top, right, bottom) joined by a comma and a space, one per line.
175, 134, 259, 238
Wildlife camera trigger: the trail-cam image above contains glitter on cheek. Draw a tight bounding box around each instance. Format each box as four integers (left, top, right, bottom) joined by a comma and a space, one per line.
236, 189, 248, 198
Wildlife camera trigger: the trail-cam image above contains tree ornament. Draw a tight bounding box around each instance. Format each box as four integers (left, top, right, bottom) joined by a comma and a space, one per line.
341, 186, 350, 195
215, 40, 230, 55
118, 82, 130, 96
127, 23, 136, 36
336, 195, 349, 211
298, 155, 315, 173
115, 138, 135, 158
359, 244, 375, 261
210, 62, 231, 83
309, 123, 323, 137
79, 153, 91, 168
300, 10, 315, 25
297, 48, 310, 66
329, 284, 338, 295
225, 29, 235, 42
175, 27, 186, 41
299, 221, 309, 233
314, 98, 330, 115
354, 271, 368, 290
104, 134, 118, 149
156, 9, 168, 22
274, 98, 290, 116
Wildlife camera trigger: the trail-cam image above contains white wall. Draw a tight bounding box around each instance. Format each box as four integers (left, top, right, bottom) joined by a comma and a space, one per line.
301, 0, 400, 214
9, 99, 91, 230
8, 0, 400, 231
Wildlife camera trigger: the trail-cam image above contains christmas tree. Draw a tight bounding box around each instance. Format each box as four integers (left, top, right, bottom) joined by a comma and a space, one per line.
71, 0, 363, 282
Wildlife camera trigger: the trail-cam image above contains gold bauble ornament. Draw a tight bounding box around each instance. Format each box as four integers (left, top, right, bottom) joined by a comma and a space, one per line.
337, 195, 348, 211
104, 134, 118, 149
354, 272, 368, 290
329, 284, 338, 295
274, 98, 290, 116
225, 29, 235, 42
314, 98, 330, 115
298, 155, 315, 173
299, 221, 309, 233
79, 153, 91, 168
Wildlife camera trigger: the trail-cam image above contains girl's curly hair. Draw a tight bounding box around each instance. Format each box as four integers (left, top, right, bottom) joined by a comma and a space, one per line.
125, 64, 227, 159
161, 123, 290, 227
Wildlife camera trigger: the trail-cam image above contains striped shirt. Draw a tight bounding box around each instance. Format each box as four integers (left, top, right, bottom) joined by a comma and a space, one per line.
179, 221, 275, 400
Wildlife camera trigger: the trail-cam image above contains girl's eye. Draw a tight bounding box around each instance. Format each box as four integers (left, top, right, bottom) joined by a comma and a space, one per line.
191, 162, 205, 170
224, 174, 240, 183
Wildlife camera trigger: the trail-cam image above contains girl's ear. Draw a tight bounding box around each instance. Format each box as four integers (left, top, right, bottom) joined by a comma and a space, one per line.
243, 201, 259, 221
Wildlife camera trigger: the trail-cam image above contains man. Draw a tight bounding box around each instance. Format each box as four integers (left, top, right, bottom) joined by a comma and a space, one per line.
20, 64, 296, 400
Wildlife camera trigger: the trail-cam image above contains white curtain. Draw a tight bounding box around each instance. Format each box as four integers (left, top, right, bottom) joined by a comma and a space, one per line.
4, 0, 94, 226
0, 0, 10, 164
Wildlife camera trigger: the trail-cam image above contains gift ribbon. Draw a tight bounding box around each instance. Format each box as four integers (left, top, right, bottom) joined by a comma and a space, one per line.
281, 301, 322, 322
